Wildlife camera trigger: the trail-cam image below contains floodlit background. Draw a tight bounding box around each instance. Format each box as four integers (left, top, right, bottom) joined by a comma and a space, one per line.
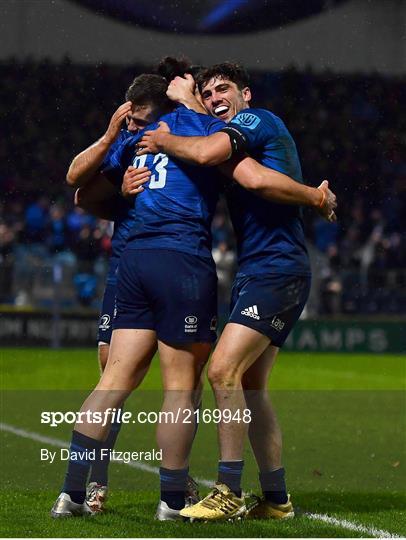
1, 0, 405, 353
0, 1, 405, 538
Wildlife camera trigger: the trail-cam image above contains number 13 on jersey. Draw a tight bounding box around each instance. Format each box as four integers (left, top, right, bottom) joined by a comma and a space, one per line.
132, 153, 168, 189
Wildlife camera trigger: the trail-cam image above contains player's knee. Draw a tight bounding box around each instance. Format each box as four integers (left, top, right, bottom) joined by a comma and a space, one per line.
96, 373, 133, 395
208, 362, 241, 389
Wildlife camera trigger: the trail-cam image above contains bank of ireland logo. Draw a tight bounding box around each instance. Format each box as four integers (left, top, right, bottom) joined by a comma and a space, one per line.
99, 314, 111, 331
233, 113, 261, 130
185, 315, 198, 334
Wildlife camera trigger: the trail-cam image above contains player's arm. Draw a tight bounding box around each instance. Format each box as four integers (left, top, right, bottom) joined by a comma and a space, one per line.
137, 111, 254, 166
221, 156, 337, 221
77, 160, 149, 219
66, 101, 132, 188
137, 124, 336, 219
137, 127, 232, 167
74, 173, 127, 221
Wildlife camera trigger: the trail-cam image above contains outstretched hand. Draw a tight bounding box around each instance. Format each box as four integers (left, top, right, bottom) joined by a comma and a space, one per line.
136, 121, 171, 156
317, 180, 337, 222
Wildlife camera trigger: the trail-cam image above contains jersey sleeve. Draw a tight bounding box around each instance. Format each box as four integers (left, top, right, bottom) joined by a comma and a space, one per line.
100, 130, 130, 170
221, 109, 277, 154
204, 117, 226, 136
101, 139, 131, 189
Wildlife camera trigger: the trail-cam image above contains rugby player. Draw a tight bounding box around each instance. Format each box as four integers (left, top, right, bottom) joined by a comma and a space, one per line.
51, 71, 225, 520
136, 63, 337, 521
66, 79, 159, 511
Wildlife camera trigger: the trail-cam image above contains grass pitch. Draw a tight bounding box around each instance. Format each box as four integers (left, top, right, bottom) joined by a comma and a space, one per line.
1, 347, 405, 538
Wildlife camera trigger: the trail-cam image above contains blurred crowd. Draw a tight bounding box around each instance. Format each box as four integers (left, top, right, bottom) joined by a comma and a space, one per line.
0, 59, 405, 314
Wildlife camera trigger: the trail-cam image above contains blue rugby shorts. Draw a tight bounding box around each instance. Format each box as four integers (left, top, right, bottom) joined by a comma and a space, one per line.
229, 273, 311, 347
114, 248, 218, 343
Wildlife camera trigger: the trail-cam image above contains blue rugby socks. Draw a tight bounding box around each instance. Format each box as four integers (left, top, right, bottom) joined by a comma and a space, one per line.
259, 467, 288, 504
218, 460, 244, 497
62, 430, 102, 504
160, 466, 189, 510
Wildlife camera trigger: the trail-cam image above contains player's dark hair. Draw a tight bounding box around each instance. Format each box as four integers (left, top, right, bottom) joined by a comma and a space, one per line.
157, 56, 190, 82
196, 62, 250, 92
125, 73, 173, 112
156, 56, 204, 82
189, 65, 205, 80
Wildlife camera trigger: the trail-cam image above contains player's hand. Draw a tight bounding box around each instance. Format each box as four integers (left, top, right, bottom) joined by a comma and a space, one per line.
136, 121, 171, 155
104, 101, 132, 145
317, 180, 337, 222
167, 74, 196, 103
121, 166, 151, 198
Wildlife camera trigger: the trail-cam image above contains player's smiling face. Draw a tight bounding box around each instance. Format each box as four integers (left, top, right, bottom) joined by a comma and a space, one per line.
200, 76, 251, 123
126, 104, 158, 133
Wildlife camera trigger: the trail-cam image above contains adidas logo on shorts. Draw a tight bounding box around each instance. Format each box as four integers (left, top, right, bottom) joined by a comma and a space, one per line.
241, 305, 260, 320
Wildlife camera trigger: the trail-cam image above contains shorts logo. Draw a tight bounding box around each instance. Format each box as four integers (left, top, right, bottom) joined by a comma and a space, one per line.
270, 316, 285, 332
210, 316, 218, 331
241, 305, 260, 320
99, 314, 111, 331
185, 315, 198, 334
232, 113, 261, 130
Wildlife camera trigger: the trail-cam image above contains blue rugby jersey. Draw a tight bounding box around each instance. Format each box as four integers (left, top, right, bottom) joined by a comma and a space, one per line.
225, 107, 311, 277
101, 129, 135, 285
102, 107, 224, 259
